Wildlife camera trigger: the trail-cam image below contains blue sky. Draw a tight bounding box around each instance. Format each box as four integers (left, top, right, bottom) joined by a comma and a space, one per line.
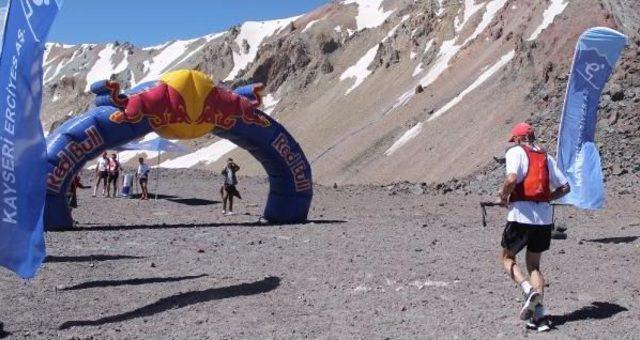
48, 0, 329, 47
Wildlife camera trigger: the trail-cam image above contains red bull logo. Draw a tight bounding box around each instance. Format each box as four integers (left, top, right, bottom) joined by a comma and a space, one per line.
109, 70, 270, 139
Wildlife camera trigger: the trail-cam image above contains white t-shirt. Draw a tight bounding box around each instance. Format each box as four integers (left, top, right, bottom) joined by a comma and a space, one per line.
137, 164, 150, 177
96, 157, 108, 172
505, 145, 568, 225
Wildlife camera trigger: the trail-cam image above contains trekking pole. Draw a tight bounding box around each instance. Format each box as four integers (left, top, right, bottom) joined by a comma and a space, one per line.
479, 201, 502, 227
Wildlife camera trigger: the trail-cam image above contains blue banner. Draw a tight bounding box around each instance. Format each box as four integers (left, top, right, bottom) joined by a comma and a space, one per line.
557, 27, 627, 210
0, 0, 62, 278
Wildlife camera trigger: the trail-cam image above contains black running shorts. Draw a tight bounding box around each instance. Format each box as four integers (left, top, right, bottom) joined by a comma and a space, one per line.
98, 170, 108, 179
107, 173, 119, 185
501, 221, 553, 254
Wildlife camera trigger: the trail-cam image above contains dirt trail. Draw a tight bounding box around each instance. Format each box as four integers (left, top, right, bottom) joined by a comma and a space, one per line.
1, 170, 638, 339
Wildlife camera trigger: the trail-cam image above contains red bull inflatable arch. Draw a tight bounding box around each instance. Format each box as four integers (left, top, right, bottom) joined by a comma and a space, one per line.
44, 70, 313, 230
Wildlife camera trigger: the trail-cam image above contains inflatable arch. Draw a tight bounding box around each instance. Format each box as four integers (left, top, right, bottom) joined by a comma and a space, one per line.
44, 70, 313, 230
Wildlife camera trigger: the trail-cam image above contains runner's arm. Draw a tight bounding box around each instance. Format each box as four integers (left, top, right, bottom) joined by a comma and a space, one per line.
499, 173, 517, 206
550, 183, 570, 201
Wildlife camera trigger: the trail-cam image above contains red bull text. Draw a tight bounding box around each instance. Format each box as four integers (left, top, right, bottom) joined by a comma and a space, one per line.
272, 133, 312, 192
47, 126, 103, 193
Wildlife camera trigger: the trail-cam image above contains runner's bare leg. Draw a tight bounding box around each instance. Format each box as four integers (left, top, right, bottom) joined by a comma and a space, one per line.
502, 249, 527, 284
526, 251, 544, 293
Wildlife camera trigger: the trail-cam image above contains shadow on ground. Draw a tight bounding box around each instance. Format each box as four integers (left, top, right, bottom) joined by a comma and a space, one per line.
60, 274, 208, 291
550, 302, 628, 327
59, 276, 281, 330
585, 236, 638, 244
55, 219, 347, 232
167, 198, 220, 206
44, 255, 143, 263
0, 322, 10, 339
128, 193, 178, 200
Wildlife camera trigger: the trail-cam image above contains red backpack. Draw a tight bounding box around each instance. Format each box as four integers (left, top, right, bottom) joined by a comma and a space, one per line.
510, 145, 551, 202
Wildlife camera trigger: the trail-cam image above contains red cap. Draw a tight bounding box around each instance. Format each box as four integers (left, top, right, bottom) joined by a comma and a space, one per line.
508, 122, 534, 142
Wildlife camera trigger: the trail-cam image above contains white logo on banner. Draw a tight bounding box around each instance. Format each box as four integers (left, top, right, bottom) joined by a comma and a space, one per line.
19, 0, 60, 42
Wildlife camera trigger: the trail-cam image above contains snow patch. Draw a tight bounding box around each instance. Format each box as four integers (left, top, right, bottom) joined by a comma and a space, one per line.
412, 63, 424, 77
137, 39, 199, 84
343, 0, 393, 32
454, 0, 484, 33
527, 0, 568, 41
84, 44, 129, 92
428, 50, 514, 121
116, 133, 166, 165
463, 0, 508, 46
394, 0, 509, 110
419, 38, 458, 88
303, 19, 320, 33
172, 32, 225, 69
224, 16, 300, 81
262, 94, 280, 114
385, 122, 423, 156
159, 139, 237, 168
44, 47, 84, 84
339, 44, 379, 95
387, 50, 515, 155
423, 39, 434, 54
435, 0, 446, 16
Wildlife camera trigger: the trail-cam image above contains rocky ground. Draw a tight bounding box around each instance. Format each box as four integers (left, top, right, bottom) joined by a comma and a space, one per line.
1, 170, 639, 339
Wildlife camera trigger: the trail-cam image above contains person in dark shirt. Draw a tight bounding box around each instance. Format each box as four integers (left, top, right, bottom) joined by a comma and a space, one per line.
220, 158, 241, 215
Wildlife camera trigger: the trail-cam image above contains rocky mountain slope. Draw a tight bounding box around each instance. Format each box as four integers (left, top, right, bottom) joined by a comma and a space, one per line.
41, 0, 640, 186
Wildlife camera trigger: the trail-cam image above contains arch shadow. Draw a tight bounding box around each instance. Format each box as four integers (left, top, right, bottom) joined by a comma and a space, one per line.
60, 274, 208, 291
44, 254, 143, 263
59, 276, 280, 329
52, 219, 347, 232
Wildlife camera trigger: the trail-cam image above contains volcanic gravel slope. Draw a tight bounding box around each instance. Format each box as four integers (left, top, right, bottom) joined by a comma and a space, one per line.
0, 170, 639, 339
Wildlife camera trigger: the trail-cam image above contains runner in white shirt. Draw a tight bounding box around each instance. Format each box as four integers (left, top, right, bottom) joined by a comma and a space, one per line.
93, 152, 109, 197
498, 122, 570, 332
135, 157, 150, 200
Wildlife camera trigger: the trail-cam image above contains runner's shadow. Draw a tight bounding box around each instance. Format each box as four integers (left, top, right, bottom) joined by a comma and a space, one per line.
585, 236, 638, 244
0, 322, 10, 339
60, 274, 208, 291
44, 255, 143, 263
550, 302, 628, 327
58, 276, 280, 330
167, 198, 220, 206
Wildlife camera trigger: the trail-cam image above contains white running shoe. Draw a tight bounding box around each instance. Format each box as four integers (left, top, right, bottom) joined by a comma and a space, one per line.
526, 317, 551, 332
519, 291, 542, 320
225, 211, 235, 216
222, 210, 226, 214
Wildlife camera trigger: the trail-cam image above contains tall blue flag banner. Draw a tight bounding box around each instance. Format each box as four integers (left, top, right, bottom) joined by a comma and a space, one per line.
557, 27, 627, 210
0, 0, 62, 278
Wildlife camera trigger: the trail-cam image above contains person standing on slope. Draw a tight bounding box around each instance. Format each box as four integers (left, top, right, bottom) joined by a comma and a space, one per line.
135, 157, 150, 200
93, 152, 109, 197
221, 158, 241, 215
106, 153, 121, 198
498, 122, 570, 332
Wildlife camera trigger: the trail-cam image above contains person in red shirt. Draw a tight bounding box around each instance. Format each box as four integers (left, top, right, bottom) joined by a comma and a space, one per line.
106, 153, 121, 198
